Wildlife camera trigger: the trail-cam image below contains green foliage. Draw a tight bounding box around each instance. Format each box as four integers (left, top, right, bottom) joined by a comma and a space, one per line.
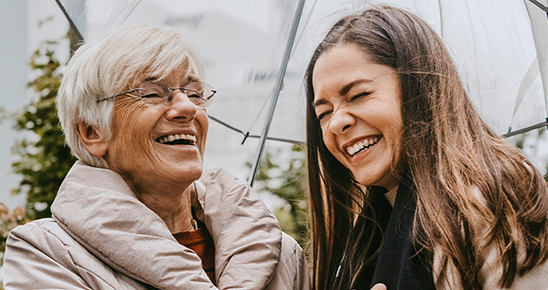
11, 36, 76, 220
514, 135, 525, 150
251, 144, 309, 247
510, 128, 548, 182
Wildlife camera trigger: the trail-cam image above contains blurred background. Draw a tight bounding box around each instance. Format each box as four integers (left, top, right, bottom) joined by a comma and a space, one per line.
1, 0, 547, 284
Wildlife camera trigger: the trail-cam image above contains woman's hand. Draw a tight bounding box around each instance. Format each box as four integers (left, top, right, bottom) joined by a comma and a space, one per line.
371, 283, 387, 290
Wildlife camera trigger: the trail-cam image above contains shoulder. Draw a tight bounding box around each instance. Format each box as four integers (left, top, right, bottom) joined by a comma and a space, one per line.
5, 218, 97, 270
479, 242, 548, 289
4, 219, 90, 288
192, 169, 292, 289
434, 238, 548, 290
7, 218, 75, 249
193, 167, 279, 239
510, 259, 548, 288
265, 233, 310, 290
4, 219, 146, 289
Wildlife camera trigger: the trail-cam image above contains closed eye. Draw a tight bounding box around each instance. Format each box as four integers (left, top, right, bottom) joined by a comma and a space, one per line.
350, 92, 370, 102
316, 110, 332, 122
141, 93, 163, 99
187, 92, 204, 99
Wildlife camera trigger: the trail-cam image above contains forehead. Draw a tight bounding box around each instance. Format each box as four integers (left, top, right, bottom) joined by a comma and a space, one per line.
313, 44, 371, 87
312, 44, 396, 102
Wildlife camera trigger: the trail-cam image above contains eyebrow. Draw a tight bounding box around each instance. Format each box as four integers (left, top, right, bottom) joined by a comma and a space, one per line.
339, 79, 373, 95
143, 76, 160, 82
312, 98, 327, 108
141, 75, 200, 85
186, 75, 200, 84
313, 79, 373, 108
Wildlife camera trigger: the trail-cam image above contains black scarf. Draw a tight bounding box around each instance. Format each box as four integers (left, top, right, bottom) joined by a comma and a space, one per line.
354, 171, 436, 290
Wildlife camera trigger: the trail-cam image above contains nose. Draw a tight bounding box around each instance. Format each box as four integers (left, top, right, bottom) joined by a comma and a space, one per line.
165, 90, 198, 121
328, 107, 354, 135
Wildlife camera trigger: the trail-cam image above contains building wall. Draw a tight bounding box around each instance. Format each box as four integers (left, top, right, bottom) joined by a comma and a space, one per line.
0, 0, 28, 209
0, 0, 68, 209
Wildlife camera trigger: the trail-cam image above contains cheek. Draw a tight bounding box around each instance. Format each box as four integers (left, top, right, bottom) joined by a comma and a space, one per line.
322, 130, 339, 156
112, 102, 149, 149
114, 100, 144, 127
387, 110, 403, 144
198, 113, 209, 147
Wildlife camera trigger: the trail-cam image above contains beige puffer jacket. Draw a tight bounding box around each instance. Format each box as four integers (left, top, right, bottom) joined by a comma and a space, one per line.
4, 161, 309, 289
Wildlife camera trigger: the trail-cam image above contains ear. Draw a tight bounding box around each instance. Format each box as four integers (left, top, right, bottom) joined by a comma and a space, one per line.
75, 122, 108, 158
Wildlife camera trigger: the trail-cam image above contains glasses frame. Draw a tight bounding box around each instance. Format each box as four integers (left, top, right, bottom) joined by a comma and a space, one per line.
97, 82, 217, 109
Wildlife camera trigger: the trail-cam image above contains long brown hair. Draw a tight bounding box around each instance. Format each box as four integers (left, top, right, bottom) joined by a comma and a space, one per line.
304, 5, 548, 289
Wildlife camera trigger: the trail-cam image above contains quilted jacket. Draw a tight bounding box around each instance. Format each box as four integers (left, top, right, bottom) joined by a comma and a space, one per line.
4, 161, 309, 289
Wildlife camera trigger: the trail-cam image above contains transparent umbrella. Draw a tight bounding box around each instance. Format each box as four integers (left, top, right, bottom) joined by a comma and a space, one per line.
55, 0, 548, 185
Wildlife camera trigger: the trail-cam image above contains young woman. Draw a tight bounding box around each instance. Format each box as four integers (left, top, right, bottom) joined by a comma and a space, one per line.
304, 5, 548, 290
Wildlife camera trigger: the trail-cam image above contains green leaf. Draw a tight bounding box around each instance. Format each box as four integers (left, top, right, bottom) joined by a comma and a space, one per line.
8, 32, 76, 220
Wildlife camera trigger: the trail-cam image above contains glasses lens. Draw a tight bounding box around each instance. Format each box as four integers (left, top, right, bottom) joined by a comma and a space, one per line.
183, 82, 215, 108
137, 81, 171, 105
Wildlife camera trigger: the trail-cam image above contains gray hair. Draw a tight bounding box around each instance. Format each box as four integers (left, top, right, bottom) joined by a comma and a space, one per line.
57, 25, 204, 167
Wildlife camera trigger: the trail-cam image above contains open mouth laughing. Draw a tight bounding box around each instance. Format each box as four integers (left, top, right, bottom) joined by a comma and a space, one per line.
156, 134, 196, 146
345, 136, 381, 156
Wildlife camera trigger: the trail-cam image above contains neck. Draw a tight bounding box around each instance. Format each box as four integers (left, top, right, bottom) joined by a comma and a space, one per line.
135, 185, 195, 233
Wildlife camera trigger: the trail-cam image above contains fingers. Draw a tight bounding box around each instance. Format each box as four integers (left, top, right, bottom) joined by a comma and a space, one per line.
370, 283, 387, 290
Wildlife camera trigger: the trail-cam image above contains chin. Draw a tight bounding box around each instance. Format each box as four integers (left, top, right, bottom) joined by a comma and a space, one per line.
353, 171, 384, 187
183, 164, 204, 179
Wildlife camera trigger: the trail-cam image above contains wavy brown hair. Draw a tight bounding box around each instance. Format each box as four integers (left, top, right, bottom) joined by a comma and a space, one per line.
304, 5, 548, 290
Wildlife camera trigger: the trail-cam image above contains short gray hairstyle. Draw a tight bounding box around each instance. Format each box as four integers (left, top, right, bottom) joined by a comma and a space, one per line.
57, 25, 204, 168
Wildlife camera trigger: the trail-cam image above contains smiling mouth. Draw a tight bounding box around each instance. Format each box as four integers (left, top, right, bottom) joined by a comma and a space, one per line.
346, 136, 381, 156
156, 134, 197, 146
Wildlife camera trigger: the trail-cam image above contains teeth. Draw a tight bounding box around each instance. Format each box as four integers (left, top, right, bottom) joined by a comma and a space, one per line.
158, 134, 197, 144
345, 136, 381, 156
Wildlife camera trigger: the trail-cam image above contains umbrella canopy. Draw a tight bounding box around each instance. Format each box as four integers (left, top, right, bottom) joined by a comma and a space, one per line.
55, 0, 548, 182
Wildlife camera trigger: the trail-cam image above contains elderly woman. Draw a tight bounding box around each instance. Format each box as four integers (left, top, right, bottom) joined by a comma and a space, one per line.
3, 25, 308, 289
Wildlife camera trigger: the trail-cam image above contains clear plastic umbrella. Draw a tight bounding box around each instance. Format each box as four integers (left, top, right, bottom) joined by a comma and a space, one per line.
55, 0, 548, 184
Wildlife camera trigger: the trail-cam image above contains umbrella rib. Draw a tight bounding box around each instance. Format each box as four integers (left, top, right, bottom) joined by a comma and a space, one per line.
246, 90, 273, 135
208, 115, 303, 145
438, 0, 444, 38
503, 119, 548, 138
208, 115, 245, 134
54, 0, 84, 42
248, 0, 307, 186
528, 0, 548, 13
119, 0, 142, 26
292, 0, 318, 51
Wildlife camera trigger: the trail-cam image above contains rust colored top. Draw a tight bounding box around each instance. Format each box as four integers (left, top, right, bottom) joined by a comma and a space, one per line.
173, 226, 216, 283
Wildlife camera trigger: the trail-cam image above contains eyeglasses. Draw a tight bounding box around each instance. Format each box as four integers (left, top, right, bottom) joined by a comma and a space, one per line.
97, 81, 217, 108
